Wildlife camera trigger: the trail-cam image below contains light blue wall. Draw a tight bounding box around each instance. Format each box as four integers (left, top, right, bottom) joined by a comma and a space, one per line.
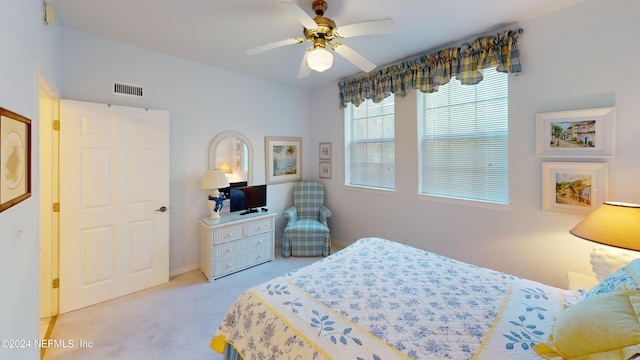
58, 28, 312, 275
2, 0, 638, 357
309, 0, 640, 288
0, 1, 59, 359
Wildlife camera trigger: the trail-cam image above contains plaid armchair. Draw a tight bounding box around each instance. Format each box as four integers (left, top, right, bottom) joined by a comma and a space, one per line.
282, 180, 331, 257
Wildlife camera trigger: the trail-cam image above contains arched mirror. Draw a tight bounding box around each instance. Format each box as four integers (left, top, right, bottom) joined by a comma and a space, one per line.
209, 130, 253, 185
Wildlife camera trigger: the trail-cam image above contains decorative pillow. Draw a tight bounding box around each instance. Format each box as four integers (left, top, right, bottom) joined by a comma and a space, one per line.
533, 289, 640, 359
585, 258, 640, 298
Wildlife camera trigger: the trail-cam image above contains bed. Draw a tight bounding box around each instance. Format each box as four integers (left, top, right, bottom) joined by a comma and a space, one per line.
211, 237, 640, 360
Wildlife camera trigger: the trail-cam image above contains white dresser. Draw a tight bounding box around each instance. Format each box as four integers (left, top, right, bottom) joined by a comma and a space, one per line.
200, 211, 276, 281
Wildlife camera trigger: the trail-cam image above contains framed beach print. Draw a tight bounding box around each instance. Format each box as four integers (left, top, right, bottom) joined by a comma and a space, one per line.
1, 107, 32, 212
265, 136, 302, 184
319, 142, 331, 160
542, 162, 607, 215
536, 107, 615, 158
319, 162, 331, 179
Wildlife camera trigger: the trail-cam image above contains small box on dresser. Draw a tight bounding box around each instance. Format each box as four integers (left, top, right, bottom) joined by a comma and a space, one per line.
200, 211, 276, 281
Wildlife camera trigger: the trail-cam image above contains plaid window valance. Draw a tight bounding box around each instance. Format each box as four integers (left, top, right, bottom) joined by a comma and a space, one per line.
337, 28, 523, 109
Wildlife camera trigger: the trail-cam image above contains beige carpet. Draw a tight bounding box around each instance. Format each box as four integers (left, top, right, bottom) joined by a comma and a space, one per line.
44, 246, 323, 360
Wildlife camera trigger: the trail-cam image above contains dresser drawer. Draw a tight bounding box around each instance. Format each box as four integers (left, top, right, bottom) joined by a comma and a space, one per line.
212, 224, 243, 245
213, 233, 271, 261
214, 247, 273, 277
245, 218, 272, 237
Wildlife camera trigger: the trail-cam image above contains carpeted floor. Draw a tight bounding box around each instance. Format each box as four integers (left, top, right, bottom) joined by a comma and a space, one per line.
44, 246, 323, 360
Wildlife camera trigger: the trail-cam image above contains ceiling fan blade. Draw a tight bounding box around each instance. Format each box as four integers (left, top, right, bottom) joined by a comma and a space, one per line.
297, 50, 311, 78
277, 0, 318, 30
332, 43, 376, 72
246, 38, 305, 56
334, 18, 397, 38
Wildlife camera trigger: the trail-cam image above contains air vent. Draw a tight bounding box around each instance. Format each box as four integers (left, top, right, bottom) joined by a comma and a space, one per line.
112, 81, 144, 97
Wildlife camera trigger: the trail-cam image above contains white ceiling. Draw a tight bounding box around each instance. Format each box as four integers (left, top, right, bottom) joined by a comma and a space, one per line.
53, 0, 587, 90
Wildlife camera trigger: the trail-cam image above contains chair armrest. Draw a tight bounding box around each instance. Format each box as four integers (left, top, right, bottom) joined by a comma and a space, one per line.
284, 206, 297, 224
319, 205, 331, 225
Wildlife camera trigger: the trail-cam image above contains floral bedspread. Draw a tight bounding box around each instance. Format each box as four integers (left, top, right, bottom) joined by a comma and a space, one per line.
212, 237, 570, 359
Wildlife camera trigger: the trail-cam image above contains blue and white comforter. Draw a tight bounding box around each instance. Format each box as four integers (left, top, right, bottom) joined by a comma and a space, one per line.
212, 237, 570, 359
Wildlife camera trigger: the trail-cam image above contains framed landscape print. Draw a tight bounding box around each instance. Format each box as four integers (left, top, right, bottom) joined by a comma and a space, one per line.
535, 107, 615, 158
1, 107, 32, 212
265, 136, 302, 184
541, 162, 607, 214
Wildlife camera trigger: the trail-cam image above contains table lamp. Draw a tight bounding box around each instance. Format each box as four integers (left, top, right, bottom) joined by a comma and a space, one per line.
200, 169, 230, 219
570, 201, 640, 281
219, 163, 232, 174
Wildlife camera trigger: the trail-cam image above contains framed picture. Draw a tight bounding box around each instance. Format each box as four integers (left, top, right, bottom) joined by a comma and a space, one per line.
319, 162, 331, 179
536, 107, 615, 158
265, 136, 302, 184
542, 162, 607, 214
1, 107, 32, 212
319, 142, 331, 160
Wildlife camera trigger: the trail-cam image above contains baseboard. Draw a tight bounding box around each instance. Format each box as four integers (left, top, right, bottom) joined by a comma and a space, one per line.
331, 239, 349, 252
170, 263, 200, 278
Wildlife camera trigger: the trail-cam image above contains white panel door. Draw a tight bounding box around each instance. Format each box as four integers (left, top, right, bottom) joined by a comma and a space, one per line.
59, 100, 170, 313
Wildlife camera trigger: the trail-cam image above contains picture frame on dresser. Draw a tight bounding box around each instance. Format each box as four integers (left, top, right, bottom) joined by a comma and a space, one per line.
535, 107, 615, 158
541, 162, 607, 215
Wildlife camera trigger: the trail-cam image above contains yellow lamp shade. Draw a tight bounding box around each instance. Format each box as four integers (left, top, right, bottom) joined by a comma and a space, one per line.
570, 202, 640, 251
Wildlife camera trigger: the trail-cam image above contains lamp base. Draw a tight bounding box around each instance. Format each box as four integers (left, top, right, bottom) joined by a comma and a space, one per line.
207, 198, 221, 220
590, 245, 638, 281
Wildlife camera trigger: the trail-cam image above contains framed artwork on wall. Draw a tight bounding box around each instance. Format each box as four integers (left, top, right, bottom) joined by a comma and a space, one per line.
0, 107, 32, 212
535, 107, 615, 158
319, 142, 331, 160
542, 162, 607, 214
265, 136, 302, 184
319, 162, 331, 179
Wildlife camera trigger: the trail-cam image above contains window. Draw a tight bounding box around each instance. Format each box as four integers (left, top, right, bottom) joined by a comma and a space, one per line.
345, 96, 395, 189
418, 68, 508, 204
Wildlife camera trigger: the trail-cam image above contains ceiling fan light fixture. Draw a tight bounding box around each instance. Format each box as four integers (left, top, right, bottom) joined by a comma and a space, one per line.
306, 47, 333, 72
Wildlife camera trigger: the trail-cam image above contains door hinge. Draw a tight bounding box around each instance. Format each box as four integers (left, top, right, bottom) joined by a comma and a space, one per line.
52, 278, 59, 289
52, 202, 60, 212
53, 120, 60, 131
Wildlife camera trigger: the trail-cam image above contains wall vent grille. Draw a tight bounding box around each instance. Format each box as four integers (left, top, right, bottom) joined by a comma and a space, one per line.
112, 81, 144, 97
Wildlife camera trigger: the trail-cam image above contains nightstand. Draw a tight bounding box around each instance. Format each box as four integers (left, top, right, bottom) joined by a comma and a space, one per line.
566, 271, 599, 291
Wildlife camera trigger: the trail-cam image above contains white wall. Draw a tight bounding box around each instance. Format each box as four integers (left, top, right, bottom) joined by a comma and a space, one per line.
310, 0, 640, 288
0, 1, 59, 359
58, 29, 311, 275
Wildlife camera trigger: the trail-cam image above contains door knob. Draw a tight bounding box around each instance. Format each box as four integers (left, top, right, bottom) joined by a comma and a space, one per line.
155, 206, 168, 212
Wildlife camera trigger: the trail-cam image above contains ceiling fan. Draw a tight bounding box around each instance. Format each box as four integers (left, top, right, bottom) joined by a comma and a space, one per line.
246, 0, 397, 78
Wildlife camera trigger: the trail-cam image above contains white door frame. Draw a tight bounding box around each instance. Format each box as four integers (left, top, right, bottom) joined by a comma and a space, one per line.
39, 77, 60, 320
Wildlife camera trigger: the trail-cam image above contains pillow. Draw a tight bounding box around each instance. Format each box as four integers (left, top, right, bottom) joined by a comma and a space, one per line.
585, 259, 640, 298
533, 289, 640, 359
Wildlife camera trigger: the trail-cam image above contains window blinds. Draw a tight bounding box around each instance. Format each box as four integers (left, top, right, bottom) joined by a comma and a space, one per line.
346, 96, 395, 189
419, 68, 508, 204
